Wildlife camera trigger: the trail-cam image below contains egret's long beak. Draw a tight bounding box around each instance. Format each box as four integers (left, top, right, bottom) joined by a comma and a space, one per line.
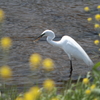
33, 34, 44, 42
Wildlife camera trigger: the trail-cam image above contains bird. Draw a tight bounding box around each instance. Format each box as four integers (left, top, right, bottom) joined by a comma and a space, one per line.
34, 30, 94, 77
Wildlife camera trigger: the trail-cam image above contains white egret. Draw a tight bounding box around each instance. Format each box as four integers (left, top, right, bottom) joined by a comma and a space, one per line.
34, 30, 94, 77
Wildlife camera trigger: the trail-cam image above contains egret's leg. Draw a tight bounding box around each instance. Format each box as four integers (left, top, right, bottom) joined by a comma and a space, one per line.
69, 60, 73, 78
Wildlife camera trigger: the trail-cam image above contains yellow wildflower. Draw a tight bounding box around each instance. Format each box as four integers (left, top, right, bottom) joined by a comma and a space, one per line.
95, 14, 100, 21
93, 98, 98, 100
42, 58, 54, 71
43, 79, 55, 91
1, 37, 12, 49
87, 17, 92, 22
29, 53, 42, 69
97, 5, 100, 9
82, 78, 89, 84
24, 92, 33, 100
0, 65, 12, 79
94, 40, 99, 45
94, 24, 100, 28
29, 86, 41, 99
85, 89, 91, 95
15, 97, 23, 100
84, 7, 90, 12
90, 84, 96, 90
0, 9, 5, 22
51, 97, 59, 100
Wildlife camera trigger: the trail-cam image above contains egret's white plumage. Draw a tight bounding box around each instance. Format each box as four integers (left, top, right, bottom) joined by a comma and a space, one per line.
35, 30, 94, 77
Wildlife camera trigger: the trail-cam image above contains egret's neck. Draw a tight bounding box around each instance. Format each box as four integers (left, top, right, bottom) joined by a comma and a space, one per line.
46, 36, 60, 47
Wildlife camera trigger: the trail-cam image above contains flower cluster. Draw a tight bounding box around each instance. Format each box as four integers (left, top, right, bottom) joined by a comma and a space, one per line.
95, 14, 100, 21
43, 78, 55, 91
84, 5, 100, 50
0, 9, 12, 79
24, 86, 41, 100
94, 40, 99, 45
16, 86, 41, 100
82, 78, 97, 97
42, 58, 54, 71
84, 7, 90, 12
15, 76, 56, 100
29, 53, 42, 70
1, 37, 12, 50
0, 65, 12, 79
82, 78, 89, 84
29, 53, 55, 71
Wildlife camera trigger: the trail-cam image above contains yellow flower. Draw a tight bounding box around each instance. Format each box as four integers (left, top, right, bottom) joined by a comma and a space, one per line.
97, 5, 100, 9
42, 58, 54, 71
1, 37, 12, 49
29, 53, 42, 69
82, 78, 89, 84
87, 17, 92, 22
43, 79, 55, 91
24, 92, 33, 100
29, 86, 41, 99
51, 97, 59, 100
0, 65, 12, 79
90, 84, 96, 90
85, 89, 91, 95
95, 14, 100, 21
93, 98, 98, 100
94, 40, 99, 45
94, 24, 100, 28
15, 97, 23, 100
0, 9, 5, 22
84, 7, 90, 12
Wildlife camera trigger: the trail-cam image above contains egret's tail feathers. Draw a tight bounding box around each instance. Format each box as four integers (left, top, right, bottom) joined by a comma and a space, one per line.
86, 59, 94, 67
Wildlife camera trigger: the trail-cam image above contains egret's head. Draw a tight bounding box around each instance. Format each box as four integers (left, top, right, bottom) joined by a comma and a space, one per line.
34, 30, 55, 42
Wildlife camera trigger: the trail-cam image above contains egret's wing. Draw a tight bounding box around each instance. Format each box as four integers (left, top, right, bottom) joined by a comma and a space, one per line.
65, 40, 87, 60
65, 40, 93, 66
61, 36, 93, 66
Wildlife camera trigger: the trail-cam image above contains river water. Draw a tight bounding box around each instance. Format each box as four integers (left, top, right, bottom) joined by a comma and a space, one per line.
0, 0, 100, 90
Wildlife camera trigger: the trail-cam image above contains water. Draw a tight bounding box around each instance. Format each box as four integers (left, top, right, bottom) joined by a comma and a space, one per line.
0, 0, 99, 90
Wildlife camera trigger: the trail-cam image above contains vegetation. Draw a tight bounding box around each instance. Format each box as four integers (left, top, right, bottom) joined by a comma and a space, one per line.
0, 5, 100, 100
84, 5, 100, 49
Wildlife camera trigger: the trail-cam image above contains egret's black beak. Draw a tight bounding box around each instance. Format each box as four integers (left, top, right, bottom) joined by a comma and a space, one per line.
34, 34, 44, 42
